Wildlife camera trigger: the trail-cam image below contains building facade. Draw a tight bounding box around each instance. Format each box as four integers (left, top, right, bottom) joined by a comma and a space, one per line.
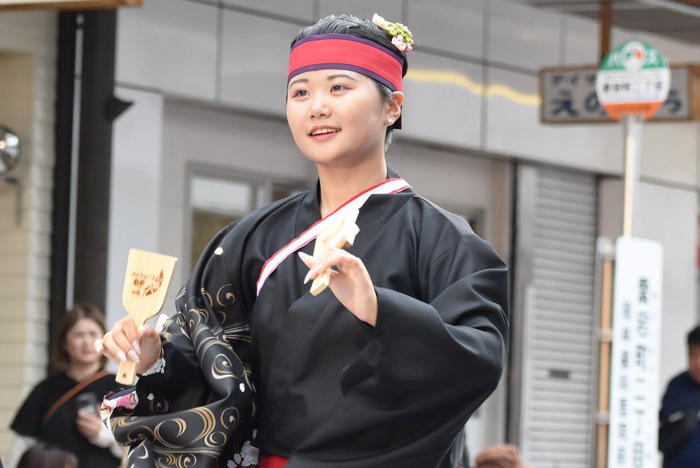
1, 0, 699, 466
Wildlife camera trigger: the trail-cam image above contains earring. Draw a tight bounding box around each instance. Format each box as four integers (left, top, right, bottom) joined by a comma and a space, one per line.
387, 117, 393, 124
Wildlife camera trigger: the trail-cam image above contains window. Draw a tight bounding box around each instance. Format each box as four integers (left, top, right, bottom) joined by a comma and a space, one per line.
188, 171, 307, 269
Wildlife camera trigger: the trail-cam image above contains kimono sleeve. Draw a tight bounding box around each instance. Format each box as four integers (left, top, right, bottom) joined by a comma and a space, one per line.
290, 233, 508, 467
106, 222, 258, 468
364, 233, 508, 403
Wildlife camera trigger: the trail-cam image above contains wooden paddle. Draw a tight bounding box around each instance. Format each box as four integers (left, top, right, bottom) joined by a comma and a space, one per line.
310, 209, 360, 296
116, 248, 178, 385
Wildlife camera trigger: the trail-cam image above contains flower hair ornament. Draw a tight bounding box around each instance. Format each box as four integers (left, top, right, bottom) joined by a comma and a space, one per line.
372, 13, 414, 52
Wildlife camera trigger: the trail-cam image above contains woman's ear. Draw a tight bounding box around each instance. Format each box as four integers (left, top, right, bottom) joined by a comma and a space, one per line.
387, 91, 404, 123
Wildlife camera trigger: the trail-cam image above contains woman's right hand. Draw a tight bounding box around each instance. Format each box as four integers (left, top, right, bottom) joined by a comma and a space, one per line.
96, 316, 162, 375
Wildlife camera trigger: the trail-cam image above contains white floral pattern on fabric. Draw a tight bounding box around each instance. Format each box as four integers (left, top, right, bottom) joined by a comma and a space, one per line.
141, 356, 166, 376
155, 313, 170, 332
101, 390, 139, 435
227, 440, 259, 467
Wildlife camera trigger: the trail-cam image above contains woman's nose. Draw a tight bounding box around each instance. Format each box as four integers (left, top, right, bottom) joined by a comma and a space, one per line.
309, 95, 330, 118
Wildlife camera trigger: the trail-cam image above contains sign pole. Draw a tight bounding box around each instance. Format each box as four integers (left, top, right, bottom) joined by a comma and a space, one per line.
622, 114, 643, 238
596, 41, 669, 468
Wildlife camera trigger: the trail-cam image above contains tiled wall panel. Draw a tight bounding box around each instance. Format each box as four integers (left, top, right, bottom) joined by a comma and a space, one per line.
563, 15, 600, 66
640, 122, 698, 187
406, 0, 484, 59
116, 0, 218, 100
487, 0, 561, 71
220, 11, 301, 114
402, 51, 483, 148
485, 66, 623, 174
223, 0, 314, 22
612, 27, 700, 63
318, 0, 403, 21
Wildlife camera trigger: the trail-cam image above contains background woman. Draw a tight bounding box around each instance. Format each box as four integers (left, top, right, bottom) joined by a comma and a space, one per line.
16, 444, 78, 468
100, 14, 508, 468
7, 304, 123, 468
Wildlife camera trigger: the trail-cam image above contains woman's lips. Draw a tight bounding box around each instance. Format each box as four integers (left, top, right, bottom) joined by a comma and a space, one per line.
310, 130, 341, 141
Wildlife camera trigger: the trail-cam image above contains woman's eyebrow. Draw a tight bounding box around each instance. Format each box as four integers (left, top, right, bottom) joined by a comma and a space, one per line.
288, 78, 309, 88
327, 73, 358, 81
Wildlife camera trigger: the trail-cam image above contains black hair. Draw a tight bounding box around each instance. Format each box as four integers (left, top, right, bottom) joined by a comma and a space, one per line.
18, 444, 78, 468
688, 325, 700, 347
291, 14, 409, 152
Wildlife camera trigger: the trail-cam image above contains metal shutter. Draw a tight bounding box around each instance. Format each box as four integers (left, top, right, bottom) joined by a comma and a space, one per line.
513, 165, 598, 468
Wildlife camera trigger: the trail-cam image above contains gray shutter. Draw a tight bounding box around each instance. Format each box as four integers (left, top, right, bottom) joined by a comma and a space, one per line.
513, 166, 598, 468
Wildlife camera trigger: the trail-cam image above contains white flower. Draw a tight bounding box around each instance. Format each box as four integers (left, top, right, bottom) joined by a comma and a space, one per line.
372, 13, 389, 28
230, 441, 259, 467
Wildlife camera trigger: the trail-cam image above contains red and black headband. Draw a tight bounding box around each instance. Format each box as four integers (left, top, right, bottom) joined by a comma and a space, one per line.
288, 34, 405, 93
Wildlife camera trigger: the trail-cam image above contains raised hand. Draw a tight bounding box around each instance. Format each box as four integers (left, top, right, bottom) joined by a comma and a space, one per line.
299, 248, 378, 326
95, 316, 162, 375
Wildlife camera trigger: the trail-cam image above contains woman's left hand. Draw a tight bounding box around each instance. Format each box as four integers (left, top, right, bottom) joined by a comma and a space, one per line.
299, 248, 378, 326
76, 411, 103, 441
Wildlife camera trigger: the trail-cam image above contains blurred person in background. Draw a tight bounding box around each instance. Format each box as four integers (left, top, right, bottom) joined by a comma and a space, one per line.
16, 444, 78, 468
475, 445, 530, 468
659, 325, 700, 466
5, 304, 123, 468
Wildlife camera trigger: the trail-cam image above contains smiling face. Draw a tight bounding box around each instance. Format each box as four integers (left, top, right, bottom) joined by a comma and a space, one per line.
286, 69, 399, 168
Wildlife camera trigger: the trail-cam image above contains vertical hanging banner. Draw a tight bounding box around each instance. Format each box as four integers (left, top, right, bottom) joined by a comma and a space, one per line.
596, 41, 671, 122
608, 237, 663, 468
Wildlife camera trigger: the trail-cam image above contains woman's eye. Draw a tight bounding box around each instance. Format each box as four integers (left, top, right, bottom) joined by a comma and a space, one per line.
331, 84, 347, 92
292, 89, 308, 98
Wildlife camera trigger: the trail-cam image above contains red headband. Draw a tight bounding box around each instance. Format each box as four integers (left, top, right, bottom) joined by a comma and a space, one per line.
288, 34, 404, 93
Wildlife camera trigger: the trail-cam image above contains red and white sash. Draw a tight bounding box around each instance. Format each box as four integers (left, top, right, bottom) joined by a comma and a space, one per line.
256, 178, 411, 296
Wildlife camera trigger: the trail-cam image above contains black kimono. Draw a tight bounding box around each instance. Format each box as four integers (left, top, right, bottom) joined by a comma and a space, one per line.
108, 169, 509, 468
12, 371, 121, 468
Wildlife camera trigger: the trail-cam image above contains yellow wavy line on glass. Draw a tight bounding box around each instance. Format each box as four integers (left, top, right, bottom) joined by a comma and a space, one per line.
405, 69, 542, 106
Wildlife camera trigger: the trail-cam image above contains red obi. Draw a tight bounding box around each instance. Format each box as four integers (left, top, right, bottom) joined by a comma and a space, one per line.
258, 454, 289, 468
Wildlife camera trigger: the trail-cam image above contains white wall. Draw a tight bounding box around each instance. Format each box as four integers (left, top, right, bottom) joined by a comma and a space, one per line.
105, 88, 164, 330
637, 182, 698, 393
0, 10, 56, 456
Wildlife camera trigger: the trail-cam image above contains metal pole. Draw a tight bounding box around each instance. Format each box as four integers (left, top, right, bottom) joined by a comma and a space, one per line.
622, 114, 643, 237
596, 252, 614, 468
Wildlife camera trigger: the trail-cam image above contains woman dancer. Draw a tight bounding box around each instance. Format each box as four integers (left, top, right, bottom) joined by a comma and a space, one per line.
99, 14, 508, 468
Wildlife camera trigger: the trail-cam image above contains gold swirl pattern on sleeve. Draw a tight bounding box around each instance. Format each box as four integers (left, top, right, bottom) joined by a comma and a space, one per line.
216, 284, 236, 307
115, 417, 157, 443
211, 353, 245, 380
220, 407, 240, 430
130, 440, 150, 460
154, 418, 188, 447
155, 452, 199, 468
223, 323, 251, 344
201, 288, 213, 308
150, 395, 170, 414
108, 238, 255, 468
